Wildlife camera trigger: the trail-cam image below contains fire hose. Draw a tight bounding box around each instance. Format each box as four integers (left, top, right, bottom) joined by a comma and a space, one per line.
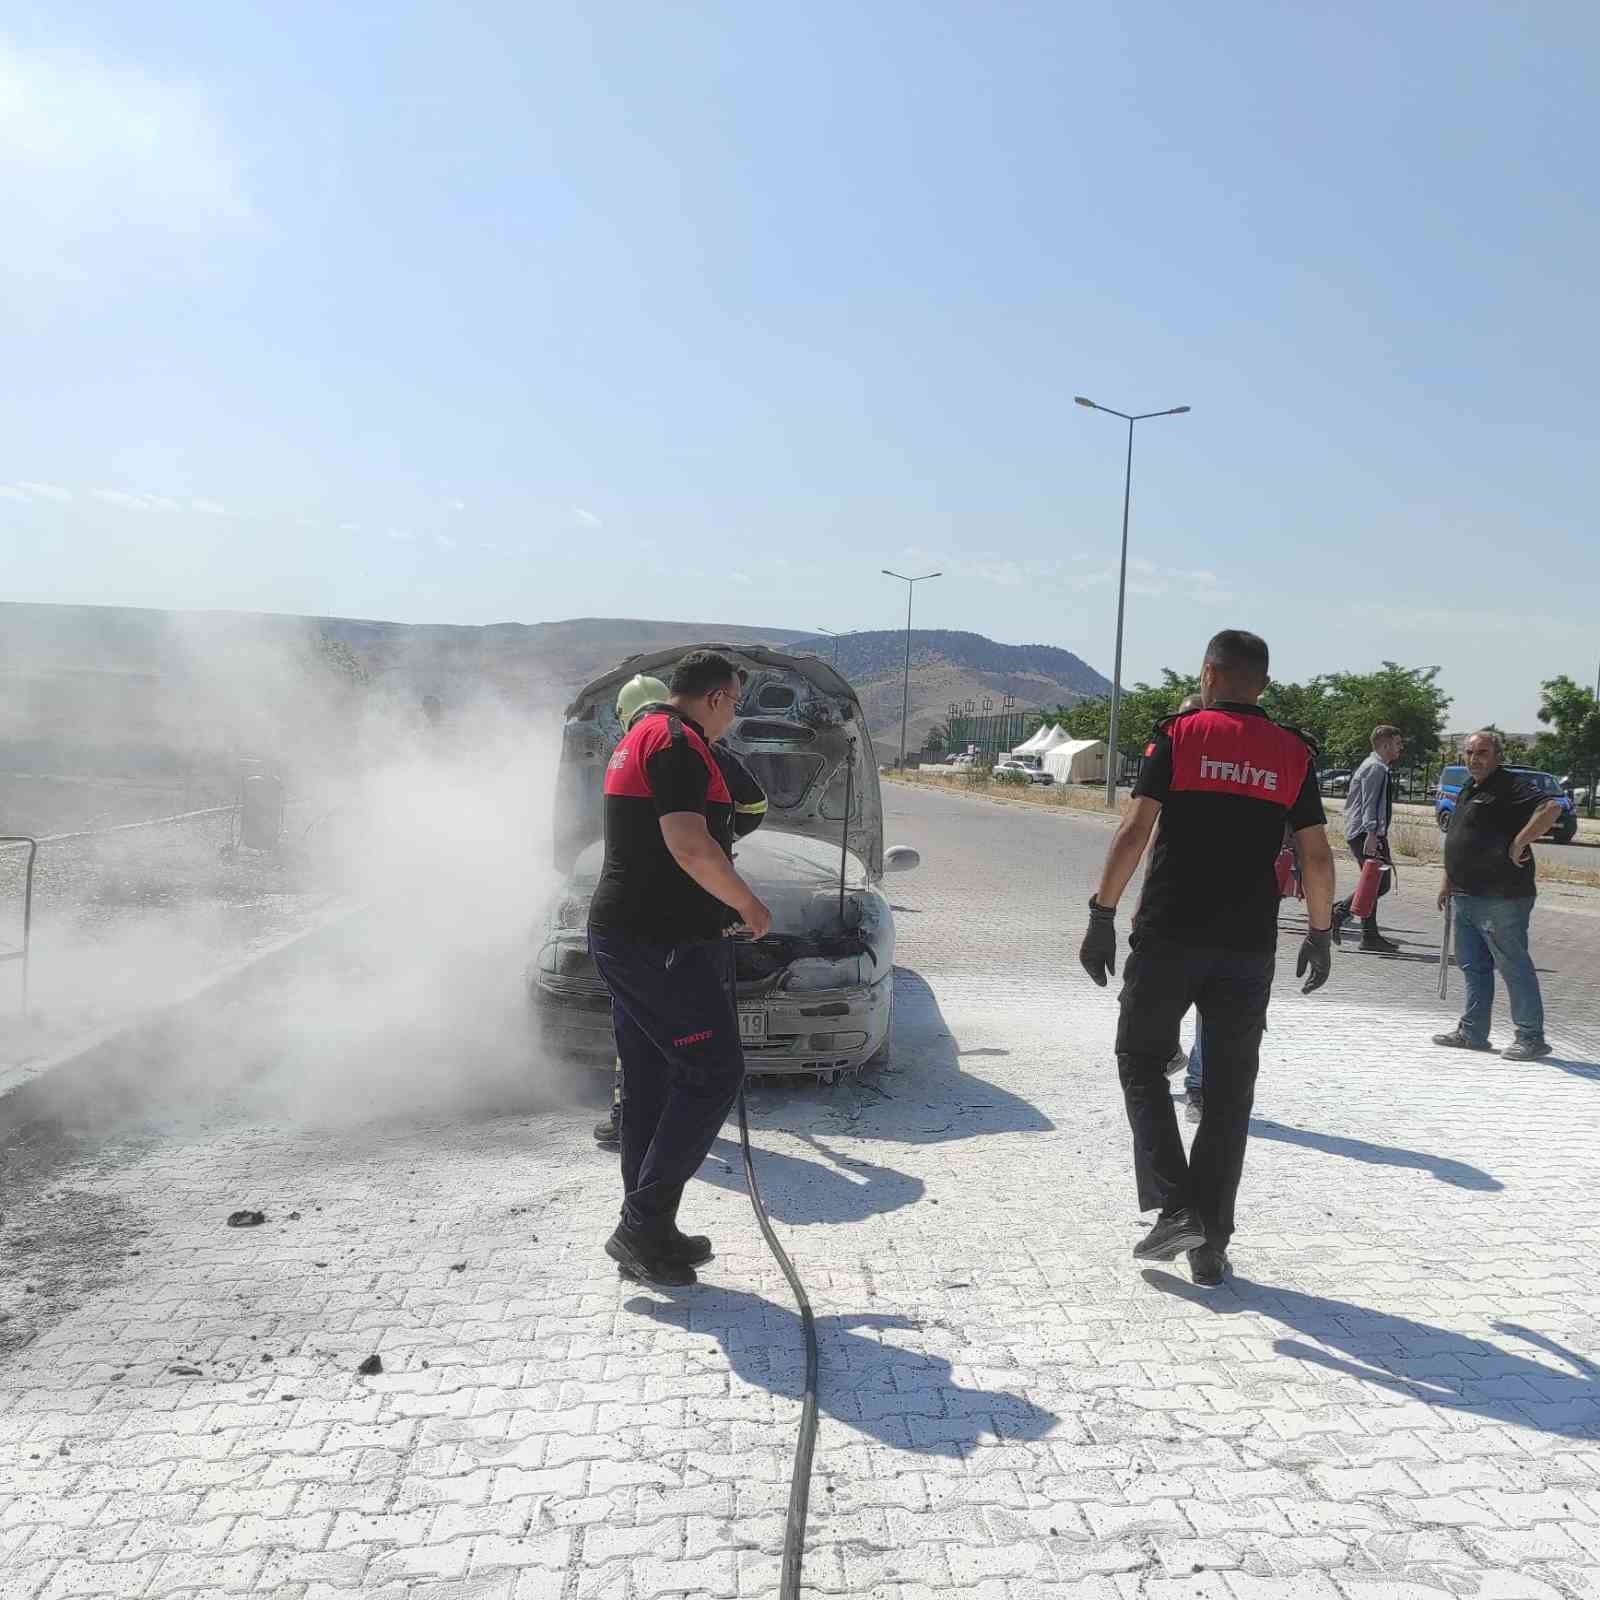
736, 1084, 819, 1600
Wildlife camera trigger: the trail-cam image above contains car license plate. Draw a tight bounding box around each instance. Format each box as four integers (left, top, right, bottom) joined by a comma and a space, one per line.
738, 1009, 766, 1043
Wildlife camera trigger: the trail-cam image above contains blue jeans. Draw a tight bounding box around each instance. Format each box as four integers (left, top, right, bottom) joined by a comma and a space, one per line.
1452, 894, 1545, 1046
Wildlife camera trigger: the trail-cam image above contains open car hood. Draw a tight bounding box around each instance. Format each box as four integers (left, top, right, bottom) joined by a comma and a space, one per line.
553, 643, 884, 879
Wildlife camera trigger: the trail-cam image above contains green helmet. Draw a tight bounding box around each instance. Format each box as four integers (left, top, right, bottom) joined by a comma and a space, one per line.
616, 674, 671, 728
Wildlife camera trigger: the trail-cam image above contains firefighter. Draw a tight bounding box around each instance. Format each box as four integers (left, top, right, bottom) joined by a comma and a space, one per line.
1079, 629, 1336, 1288
592, 675, 768, 1150
585, 652, 771, 1287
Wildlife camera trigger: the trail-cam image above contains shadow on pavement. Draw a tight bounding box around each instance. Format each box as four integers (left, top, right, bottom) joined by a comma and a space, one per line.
1545, 1055, 1600, 1082
697, 1133, 924, 1224
740, 967, 1054, 1148
1143, 1269, 1600, 1436
1248, 1115, 1502, 1192
625, 1284, 1057, 1456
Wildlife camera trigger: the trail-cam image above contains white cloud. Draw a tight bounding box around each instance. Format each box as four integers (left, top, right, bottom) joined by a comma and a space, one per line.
435, 533, 459, 551
385, 528, 416, 543
572, 506, 602, 528
0, 484, 32, 502
15, 480, 72, 501
898, 545, 1062, 592
447, 499, 467, 512
1366, 604, 1583, 642
93, 488, 180, 512
192, 499, 234, 518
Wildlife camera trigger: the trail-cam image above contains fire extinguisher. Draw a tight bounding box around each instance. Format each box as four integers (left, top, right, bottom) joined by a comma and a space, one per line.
1274, 826, 1304, 899
1349, 846, 1387, 919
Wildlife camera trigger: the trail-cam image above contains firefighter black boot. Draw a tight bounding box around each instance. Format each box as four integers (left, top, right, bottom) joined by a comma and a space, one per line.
605, 1222, 697, 1287
1133, 1208, 1207, 1261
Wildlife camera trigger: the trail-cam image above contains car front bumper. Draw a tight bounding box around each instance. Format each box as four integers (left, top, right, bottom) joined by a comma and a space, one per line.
531, 969, 892, 1076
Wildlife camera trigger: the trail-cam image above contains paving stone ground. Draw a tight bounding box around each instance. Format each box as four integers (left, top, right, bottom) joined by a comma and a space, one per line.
2, 781, 1599, 1599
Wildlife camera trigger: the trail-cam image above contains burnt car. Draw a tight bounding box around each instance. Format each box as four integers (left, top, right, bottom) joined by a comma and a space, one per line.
530, 644, 922, 1081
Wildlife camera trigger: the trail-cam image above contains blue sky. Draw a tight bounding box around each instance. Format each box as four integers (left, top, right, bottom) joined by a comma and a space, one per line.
2, 2, 1596, 728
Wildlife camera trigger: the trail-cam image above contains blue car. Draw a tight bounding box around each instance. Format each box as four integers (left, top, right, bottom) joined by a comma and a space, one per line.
1436, 764, 1578, 844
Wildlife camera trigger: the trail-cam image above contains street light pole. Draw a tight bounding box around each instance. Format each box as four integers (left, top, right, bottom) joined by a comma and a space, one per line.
882, 569, 942, 769
1075, 396, 1191, 806
817, 626, 853, 666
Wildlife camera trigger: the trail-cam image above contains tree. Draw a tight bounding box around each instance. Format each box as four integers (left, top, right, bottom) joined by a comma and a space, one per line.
310, 633, 370, 689
1531, 676, 1600, 775
1260, 678, 1332, 751
1317, 663, 1451, 767
925, 721, 950, 754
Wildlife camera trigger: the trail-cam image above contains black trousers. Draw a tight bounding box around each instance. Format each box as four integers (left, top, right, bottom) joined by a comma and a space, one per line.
588, 930, 746, 1234
1116, 935, 1275, 1249
1335, 832, 1390, 930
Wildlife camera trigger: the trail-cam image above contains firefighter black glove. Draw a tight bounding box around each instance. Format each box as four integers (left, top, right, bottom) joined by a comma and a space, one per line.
1079, 897, 1118, 988
1297, 926, 1332, 994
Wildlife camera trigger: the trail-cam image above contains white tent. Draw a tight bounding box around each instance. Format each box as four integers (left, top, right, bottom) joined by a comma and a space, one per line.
1010, 723, 1057, 756
1043, 738, 1107, 785
1035, 725, 1071, 754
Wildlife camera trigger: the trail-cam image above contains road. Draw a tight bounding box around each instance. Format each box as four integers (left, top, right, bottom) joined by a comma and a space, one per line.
2, 781, 1599, 1599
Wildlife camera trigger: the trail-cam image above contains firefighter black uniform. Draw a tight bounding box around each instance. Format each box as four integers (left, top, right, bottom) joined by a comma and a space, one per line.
593, 708, 766, 1149
1105, 703, 1326, 1264
587, 702, 756, 1283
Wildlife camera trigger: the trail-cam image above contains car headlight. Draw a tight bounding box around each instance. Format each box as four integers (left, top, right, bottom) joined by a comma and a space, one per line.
784, 956, 867, 992
539, 937, 593, 977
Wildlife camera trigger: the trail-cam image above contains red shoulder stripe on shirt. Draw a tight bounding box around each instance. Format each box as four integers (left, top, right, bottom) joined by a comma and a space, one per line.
603, 712, 731, 803
1166, 709, 1309, 806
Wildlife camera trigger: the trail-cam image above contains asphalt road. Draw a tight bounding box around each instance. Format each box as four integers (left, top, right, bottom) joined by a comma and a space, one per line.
882, 778, 1600, 1062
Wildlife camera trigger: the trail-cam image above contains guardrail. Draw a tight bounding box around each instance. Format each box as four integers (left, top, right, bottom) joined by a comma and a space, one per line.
0, 806, 241, 1019
0, 836, 36, 1015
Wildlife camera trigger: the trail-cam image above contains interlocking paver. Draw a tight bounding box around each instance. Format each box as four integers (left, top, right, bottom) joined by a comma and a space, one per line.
3, 779, 1600, 1598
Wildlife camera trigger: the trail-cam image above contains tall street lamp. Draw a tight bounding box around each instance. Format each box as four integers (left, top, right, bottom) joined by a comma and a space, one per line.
816, 626, 854, 666
881, 569, 942, 770
1074, 396, 1191, 806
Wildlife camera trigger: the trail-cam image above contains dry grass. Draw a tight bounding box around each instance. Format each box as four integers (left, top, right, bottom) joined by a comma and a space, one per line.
888, 771, 1600, 890
894, 769, 1128, 818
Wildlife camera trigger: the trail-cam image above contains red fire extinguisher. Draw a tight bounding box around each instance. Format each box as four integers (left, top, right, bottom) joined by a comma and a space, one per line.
1274, 826, 1304, 899
1349, 851, 1385, 919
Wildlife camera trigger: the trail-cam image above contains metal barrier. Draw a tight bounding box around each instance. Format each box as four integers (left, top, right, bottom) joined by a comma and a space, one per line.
0, 836, 37, 1015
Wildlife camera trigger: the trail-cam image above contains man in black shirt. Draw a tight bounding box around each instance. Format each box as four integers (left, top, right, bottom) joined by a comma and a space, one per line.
593, 674, 768, 1150
588, 651, 772, 1287
1433, 729, 1563, 1060
1079, 630, 1336, 1287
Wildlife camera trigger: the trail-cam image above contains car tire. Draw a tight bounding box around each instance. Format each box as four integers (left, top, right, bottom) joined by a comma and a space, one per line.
1437, 810, 1451, 833
1555, 820, 1578, 845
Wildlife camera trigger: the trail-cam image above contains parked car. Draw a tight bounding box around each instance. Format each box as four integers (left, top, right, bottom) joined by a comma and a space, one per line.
994, 759, 1054, 786
531, 643, 924, 1082
1319, 768, 1354, 795
1435, 764, 1578, 844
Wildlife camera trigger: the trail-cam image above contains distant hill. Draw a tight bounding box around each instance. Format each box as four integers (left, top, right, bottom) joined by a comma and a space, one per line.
0, 603, 1106, 770
787, 628, 1110, 752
